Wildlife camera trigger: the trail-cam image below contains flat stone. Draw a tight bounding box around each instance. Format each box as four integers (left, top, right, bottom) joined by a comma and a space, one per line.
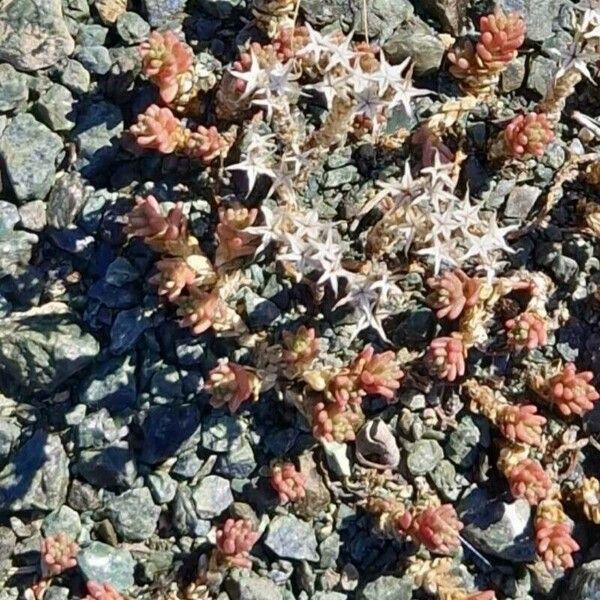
359, 575, 412, 600
406, 439, 443, 476
0, 0, 75, 72
77, 443, 137, 490
504, 184, 541, 219
116, 12, 151, 44
58, 59, 91, 95
147, 471, 177, 504
0, 201, 19, 233
527, 56, 557, 96
215, 439, 257, 479
0, 431, 69, 512
33, 83, 75, 132
0, 64, 28, 112
0, 302, 99, 394
225, 570, 284, 600
143, 0, 186, 26
42, 505, 81, 540
105, 488, 160, 541
172, 484, 211, 537
501, 56, 526, 93
265, 515, 319, 561
110, 307, 151, 354
18, 201, 47, 232
76, 46, 112, 75
0, 229, 38, 277
46, 172, 90, 228
192, 475, 233, 519
497, 0, 560, 42
420, 0, 467, 35
0, 113, 63, 202
78, 542, 135, 592
94, 0, 127, 24
352, 0, 414, 43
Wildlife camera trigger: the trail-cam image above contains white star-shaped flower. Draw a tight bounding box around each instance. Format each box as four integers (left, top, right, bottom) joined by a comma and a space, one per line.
228, 49, 265, 100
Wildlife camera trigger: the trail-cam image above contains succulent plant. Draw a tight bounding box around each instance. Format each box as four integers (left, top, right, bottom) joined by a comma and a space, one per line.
126, 195, 187, 243
214, 519, 260, 569
270, 462, 306, 503
547, 363, 600, 417
505, 311, 549, 350
282, 326, 320, 367
496, 404, 546, 446
215, 204, 260, 268
312, 400, 364, 443
40, 533, 78, 577
427, 269, 481, 320
427, 335, 467, 382
503, 113, 555, 158
411, 504, 463, 554
206, 359, 259, 413
506, 458, 552, 505
535, 518, 579, 571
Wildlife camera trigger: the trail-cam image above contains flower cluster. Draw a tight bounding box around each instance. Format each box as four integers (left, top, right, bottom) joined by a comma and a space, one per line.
270, 462, 306, 503
214, 519, 260, 569
448, 8, 525, 96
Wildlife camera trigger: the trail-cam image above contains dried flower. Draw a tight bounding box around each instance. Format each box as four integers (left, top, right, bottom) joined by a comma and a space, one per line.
176, 288, 232, 335
312, 400, 364, 443
215, 518, 259, 569
252, 0, 296, 37
427, 335, 467, 382
503, 113, 554, 158
476, 9, 526, 71
215, 204, 260, 267
206, 359, 259, 413
352, 345, 404, 401
427, 269, 481, 320
83, 582, 124, 600
270, 462, 306, 503
130, 105, 186, 154
40, 533, 78, 577
139, 31, 193, 104
547, 363, 600, 416
411, 504, 463, 554
149, 258, 196, 302
573, 477, 600, 524
535, 519, 579, 571
127, 195, 187, 242
282, 326, 319, 366
496, 404, 546, 446
505, 311, 548, 350
506, 459, 552, 505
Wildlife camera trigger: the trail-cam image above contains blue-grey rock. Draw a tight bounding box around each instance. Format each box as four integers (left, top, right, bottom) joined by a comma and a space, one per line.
76, 46, 112, 75
0, 64, 28, 112
147, 471, 177, 504
0, 302, 99, 393
105, 487, 160, 541
117, 12, 151, 44
202, 414, 243, 453
79, 355, 137, 413
0, 113, 63, 202
71, 101, 123, 180
46, 172, 90, 228
143, 0, 186, 26
352, 0, 413, 41
0, 0, 75, 71
0, 229, 38, 277
79, 189, 113, 234
77, 24, 108, 46
215, 439, 257, 479
105, 257, 140, 286
459, 488, 536, 562
172, 450, 203, 479
172, 484, 211, 536
42, 505, 82, 540
110, 307, 152, 354
78, 542, 135, 592
265, 515, 319, 561
0, 526, 17, 562
244, 291, 281, 328
77, 443, 137, 490
50, 227, 95, 258
0, 418, 20, 462
568, 560, 600, 599
319, 533, 340, 569
445, 415, 488, 468
0, 431, 69, 512
58, 59, 91, 94
140, 405, 202, 464
0, 201, 19, 233
359, 576, 412, 600
88, 280, 141, 309
550, 255, 578, 284
75, 408, 127, 449
192, 475, 233, 519
225, 571, 284, 600
18, 201, 47, 232
33, 83, 75, 132
497, 0, 560, 42
527, 56, 557, 96
406, 439, 443, 476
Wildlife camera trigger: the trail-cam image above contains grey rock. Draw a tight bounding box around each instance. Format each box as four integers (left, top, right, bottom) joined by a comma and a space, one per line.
58, 59, 91, 94
46, 172, 90, 228
216, 439, 257, 479
0, 201, 19, 232
244, 291, 281, 328
497, 0, 560, 42
117, 12, 151, 44
78, 541, 135, 592
76, 46, 112, 75
0, 0, 75, 72
502, 56, 526, 92
0, 113, 63, 202
550, 255, 578, 284
172, 484, 211, 536
77, 24, 108, 46
197, 0, 242, 19
319, 533, 341, 569
0, 526, 16, 562
225, 570, 284, 600
265, 515, 319, 561
0, 418, 20, 461
76, 409, 127, 449
42, 505, 81, 539
420, 0, 467, 35
33, 83, 75, 132
105, 257, 140, 286
18, 201, 47, 232
352, 0, 413, 43
79, 355, 137, 413
0, 64, 28, 112
77, 443, 137, 490
44, 588, 69, 600
202, 414, 243, 453
0, 229, 38, 277
459, 489, 536, 562
568, 560, 600, 599
71, 100, 123, 180
0, 302, 98, 393
172, 450, 202, 479
300, 0, 355, 27
527, 56, 557, 96
105, 487, 160, 541
140, 404, 201, 464
359, 576, 412, 600
323, 166, 358, 189
147, 471, 177, 504
445, 415, 488, 468
0, 431, 69, 512
383, 16, 445, 74
110, 307, 151, 354
192, 475, 233, 519
67, 479, 102, 512
406, 439, 443, 476
430, 459, 461, 501
143, 0, 186, 26
504, 185, 541, 219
